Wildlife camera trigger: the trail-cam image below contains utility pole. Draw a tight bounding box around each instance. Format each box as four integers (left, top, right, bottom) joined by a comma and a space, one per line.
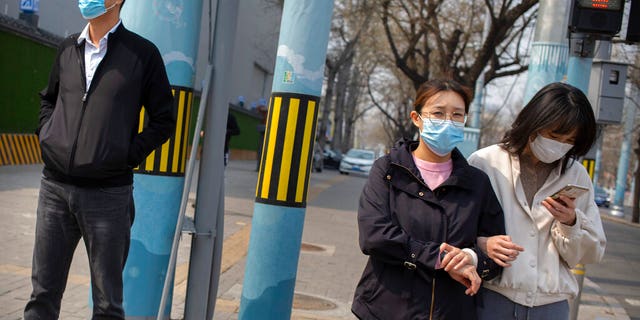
183, 0, 239, 319
118, 1, 204, 318
565, 1, 625, 319
238, 1, 334, 319
522, 0, 571, 104
613, 54, 640, 215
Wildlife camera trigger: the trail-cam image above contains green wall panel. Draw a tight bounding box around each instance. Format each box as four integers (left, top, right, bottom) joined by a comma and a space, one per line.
0, 32, 56, 133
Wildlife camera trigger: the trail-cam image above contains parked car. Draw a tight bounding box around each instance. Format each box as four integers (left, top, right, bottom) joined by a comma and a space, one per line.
323, 148, 342, 169
594, 186, 611, 208
339, 148, 376, 176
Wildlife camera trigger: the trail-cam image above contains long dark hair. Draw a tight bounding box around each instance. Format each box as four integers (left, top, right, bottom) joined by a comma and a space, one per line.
501, 82, 597, 172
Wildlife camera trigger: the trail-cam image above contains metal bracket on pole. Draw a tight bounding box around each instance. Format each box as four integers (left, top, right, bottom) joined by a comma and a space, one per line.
181, 216, 213, 238
569, 33, 596, 58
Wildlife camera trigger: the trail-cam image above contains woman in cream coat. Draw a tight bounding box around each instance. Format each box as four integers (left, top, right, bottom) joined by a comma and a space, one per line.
468, 82, 606, 320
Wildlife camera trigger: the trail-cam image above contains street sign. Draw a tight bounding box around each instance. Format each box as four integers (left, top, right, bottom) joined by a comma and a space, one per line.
19, 0, 39, 13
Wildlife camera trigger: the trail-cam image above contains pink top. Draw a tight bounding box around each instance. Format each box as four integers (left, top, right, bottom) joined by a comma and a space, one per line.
412, 154, 453, 190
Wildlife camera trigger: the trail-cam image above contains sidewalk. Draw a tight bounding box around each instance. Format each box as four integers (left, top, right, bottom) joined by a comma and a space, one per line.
0, 161, 632, 319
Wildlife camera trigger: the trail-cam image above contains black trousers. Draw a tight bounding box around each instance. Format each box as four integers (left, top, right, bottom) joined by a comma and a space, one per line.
24, 177, 134, 319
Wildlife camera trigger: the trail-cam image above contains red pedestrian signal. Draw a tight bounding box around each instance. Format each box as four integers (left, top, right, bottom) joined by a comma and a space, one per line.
569, 0, 624, 35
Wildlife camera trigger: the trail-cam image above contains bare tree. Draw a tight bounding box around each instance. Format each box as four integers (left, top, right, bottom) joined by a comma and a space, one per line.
379, 0, 538, 91
317, 0, 374, 152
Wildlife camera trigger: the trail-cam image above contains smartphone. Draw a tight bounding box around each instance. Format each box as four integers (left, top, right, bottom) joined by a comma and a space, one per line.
550, 184, 589, 200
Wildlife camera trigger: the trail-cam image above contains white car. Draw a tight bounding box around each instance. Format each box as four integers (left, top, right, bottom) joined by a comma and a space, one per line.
339, 149, 376, 176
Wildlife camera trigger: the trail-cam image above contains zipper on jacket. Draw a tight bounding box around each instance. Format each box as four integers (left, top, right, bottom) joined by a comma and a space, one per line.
68, 39, 111, 174
68, 45, 91, 174
429, 278, 436, 320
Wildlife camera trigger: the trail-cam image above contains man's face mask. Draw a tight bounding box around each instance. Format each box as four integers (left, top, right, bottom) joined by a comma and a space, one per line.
78, 0, 118, 20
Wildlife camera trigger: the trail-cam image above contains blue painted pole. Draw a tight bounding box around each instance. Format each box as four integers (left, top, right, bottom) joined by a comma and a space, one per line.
118, 2, 203, 318
566, 55, 593, 93
239, 1, 334, 319
522, 0, 571, 104
613, 94, 637, 207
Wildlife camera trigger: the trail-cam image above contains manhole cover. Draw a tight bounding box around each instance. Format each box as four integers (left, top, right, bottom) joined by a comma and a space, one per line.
300, 242, 325, 252
293, 293, 337, 310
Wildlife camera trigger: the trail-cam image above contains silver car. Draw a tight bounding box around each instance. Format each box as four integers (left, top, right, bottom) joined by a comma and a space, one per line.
339, 149, 376, 176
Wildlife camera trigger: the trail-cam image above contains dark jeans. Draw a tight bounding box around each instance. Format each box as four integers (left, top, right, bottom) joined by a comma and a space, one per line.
24, 177, 134, 320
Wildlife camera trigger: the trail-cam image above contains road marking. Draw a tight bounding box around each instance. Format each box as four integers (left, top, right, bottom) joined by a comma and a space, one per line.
0, 264, 90, 285
626, 298, 640, 306
307, 174, 348, 201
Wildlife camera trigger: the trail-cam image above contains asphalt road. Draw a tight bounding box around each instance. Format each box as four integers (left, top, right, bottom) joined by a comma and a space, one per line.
588, 207, 640, 320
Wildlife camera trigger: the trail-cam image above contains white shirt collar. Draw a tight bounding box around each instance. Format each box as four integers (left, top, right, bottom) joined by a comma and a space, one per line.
77, 20, 122, 45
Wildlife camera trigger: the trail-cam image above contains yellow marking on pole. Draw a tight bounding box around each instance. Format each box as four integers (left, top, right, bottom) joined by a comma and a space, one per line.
181, 92, 193, 173
138, 108, 145, 133
173, 90, 185, 173
296, 101, 316, 203
277, 98, 300, 201
582, 159, 595, 180
260, 97, 282, 199
145, 150, 155, 171
572, 263, 585, 275
160, 140, 170, 172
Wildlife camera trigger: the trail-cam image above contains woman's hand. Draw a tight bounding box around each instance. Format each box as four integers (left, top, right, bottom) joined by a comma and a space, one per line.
478, 235, 524, 268
448, 264, 481, 296
542, 195, 577, 226
439, 243, 473, 272
439, 242, 480, 295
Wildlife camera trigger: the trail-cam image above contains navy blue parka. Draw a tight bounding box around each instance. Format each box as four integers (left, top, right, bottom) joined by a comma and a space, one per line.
352, 139, 505, 320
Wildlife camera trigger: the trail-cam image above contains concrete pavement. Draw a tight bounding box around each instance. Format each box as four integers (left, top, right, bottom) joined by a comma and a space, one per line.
0, 160, 633, 319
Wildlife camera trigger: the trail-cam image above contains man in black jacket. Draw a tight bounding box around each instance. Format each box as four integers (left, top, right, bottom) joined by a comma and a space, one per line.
24, 0, 175, 318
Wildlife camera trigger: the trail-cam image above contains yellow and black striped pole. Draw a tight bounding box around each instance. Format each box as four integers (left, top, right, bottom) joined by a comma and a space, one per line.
255, 93, 319, 207
133, 87, 193, 176
239, 1, 334, 318
119, 1, 204, 317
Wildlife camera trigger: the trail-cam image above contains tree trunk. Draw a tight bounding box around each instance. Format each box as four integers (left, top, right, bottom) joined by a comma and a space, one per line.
332, 57, 353, 152
318, 69, 337, 150
633, 134, 640, 223
343, 64, 361, 151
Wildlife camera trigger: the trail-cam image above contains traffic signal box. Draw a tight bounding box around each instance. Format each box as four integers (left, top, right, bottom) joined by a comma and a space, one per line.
569, 0, 625, 35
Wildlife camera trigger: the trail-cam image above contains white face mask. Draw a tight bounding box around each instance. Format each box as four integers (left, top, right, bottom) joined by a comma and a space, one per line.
529, 134, 574, 163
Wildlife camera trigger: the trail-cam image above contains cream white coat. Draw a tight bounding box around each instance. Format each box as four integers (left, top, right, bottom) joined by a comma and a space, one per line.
468, 144, 606, 307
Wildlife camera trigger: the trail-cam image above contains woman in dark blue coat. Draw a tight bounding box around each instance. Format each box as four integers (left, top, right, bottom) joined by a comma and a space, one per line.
351, 79, 505, 320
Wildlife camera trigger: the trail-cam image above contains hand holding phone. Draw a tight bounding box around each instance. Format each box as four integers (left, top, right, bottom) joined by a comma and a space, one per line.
550, 184, 589, 200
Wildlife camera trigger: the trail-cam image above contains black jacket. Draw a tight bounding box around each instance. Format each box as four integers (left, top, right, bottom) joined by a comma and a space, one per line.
352, 139, 505, 320
37, 24, 175, 187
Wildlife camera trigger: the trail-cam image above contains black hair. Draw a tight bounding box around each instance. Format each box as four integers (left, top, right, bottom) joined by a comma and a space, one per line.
413, 79, 472, 113
501, 82, 597, 173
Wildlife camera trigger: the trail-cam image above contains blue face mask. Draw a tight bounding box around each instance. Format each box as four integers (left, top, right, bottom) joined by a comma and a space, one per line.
419, 116, 464, 156
78, 0, 117, 20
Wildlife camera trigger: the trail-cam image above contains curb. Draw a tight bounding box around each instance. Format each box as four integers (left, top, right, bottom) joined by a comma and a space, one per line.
599, 213, 640, 228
